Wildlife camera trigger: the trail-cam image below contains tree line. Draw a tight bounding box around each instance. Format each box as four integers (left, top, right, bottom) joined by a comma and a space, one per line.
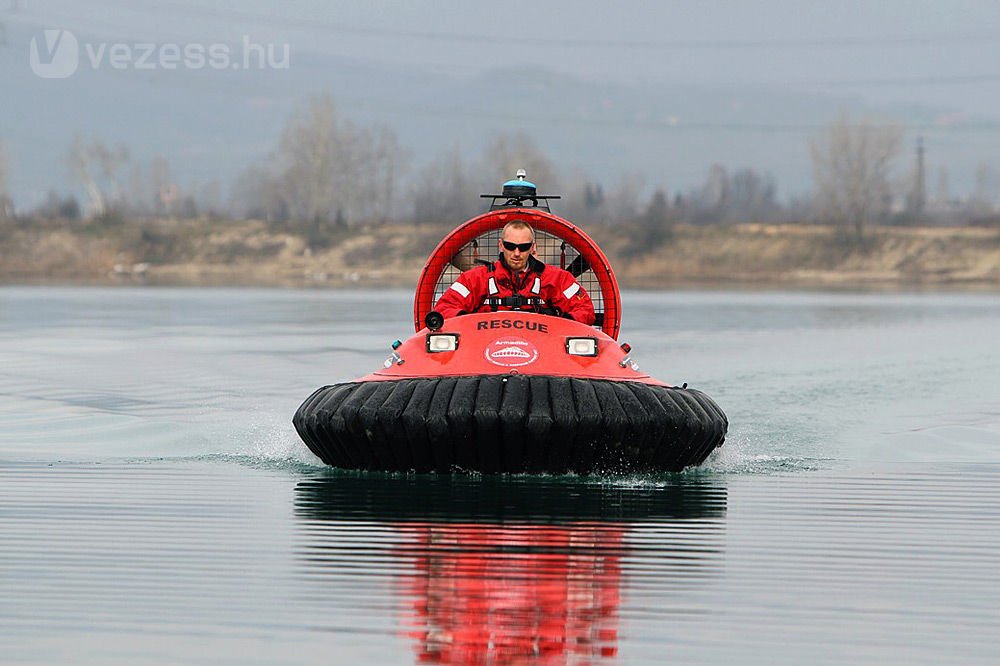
2, 95, 998, 248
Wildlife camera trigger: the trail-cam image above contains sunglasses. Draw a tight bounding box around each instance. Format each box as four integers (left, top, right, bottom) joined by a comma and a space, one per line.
501, 240, 534, 252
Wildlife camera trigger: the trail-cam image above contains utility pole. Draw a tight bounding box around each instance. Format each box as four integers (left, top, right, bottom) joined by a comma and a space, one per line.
907, 137, 926, 216
914, 137, 926, 214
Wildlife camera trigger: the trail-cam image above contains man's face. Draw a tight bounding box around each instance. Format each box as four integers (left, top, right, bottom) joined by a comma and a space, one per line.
499, 226, 535, 272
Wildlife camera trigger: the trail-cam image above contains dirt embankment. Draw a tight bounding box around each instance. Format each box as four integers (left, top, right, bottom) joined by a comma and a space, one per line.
609, 224, 1000, 289
1, 218, 998, 289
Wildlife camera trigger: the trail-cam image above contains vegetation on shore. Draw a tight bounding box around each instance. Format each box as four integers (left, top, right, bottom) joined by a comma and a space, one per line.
3, 97, 999, 292
1, 214, 997, 290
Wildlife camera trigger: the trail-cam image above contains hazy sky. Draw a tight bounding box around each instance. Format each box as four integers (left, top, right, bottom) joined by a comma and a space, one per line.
12, 0, 1000, 109
4, 1, 1000, 205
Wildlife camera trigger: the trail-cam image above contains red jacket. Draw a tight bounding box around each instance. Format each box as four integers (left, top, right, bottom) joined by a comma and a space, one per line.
435, 256, 596, 325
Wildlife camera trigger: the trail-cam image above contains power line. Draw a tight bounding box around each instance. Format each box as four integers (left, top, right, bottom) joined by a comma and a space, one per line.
804, 73, 1000, 87
93, 0, 1000, 51
273, 90, 1000, 134
15, 3, 1000, 90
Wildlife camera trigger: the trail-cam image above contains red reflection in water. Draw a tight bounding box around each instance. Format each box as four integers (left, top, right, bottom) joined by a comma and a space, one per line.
396, 523, 624, 665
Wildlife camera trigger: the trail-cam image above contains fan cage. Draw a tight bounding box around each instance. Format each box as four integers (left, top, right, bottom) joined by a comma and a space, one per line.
431, 229, 604, 320
414, 210, 621, 339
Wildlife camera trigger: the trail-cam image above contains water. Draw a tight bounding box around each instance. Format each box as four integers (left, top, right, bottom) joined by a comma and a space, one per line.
1, 287, 998, 664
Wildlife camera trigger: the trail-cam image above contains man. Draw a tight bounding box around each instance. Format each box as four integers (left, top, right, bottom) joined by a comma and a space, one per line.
435, 220, 596, 325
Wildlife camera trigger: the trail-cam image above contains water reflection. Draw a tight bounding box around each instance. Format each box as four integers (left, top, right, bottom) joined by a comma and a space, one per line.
294, 474, 727, 664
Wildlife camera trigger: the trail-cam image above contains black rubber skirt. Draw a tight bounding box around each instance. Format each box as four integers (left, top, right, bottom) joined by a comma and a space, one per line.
293, 375, 727, 474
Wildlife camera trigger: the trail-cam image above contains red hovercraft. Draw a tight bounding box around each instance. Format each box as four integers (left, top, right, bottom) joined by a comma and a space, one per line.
293, 173, 727, 473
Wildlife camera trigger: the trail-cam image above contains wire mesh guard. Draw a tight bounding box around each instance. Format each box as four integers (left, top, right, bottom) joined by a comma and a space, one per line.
433, 229, 606, 327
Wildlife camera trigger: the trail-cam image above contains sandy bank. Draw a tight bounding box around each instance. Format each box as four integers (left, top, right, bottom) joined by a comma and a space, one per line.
1, 218, 998, 290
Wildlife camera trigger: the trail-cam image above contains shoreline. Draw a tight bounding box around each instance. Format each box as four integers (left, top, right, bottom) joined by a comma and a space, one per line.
3, 277, 1000, 294
2, 219, 998, 292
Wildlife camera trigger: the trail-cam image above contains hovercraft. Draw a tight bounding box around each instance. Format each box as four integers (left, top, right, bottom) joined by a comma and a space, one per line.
293, 173, 728, 473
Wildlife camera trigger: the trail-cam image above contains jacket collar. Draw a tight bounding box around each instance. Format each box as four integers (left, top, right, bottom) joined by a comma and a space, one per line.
497, 254, 546, 274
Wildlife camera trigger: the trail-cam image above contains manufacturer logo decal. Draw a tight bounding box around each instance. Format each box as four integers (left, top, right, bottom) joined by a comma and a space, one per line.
484, 337, 539, 367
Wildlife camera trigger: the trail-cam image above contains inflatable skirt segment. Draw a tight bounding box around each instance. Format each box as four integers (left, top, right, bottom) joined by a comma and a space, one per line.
293, 375, 728, 474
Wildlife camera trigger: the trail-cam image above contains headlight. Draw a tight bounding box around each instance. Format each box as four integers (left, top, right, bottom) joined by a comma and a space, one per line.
565, 337, 598, 357
426, 333, 459, 353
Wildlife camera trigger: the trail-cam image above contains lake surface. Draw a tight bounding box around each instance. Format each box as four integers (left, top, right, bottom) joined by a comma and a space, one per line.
2, 287, 999, 664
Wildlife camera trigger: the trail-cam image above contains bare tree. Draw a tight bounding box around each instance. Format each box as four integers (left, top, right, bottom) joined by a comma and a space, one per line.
193, 181, 222, 219
584, 182, 605, 213
273, 94, 405, 229
971, 163, 998, 214
354, 123, 406, 223
604, 174, 645, 224
934, 166, 950, 206
559, 178, 608, 225
410, 143, 479, 225
229, 165, 288, 224
631, 188, 673, 251
34, 191, 81, 220
231, 165, 287, 223
702, 164, 730, 210
810, 111, 903, 242
728, 168, 778, 223
685, 164, 730, 224
277, 95, 341, 224
149, 156, 174, 214
0, 140, 8, 197
0, 139, 11, 221
68, 135, 130, 218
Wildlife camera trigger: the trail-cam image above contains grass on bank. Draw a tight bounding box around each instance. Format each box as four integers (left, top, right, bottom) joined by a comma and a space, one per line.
1, 214, 998, 288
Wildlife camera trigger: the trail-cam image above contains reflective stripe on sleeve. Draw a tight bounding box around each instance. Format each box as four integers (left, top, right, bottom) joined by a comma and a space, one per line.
563, 282, 581, 299
450, 281, 471, 298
